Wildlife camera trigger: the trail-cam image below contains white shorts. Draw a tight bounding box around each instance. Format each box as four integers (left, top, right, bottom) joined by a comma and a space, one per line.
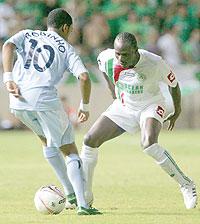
11, 107, 74, 148
102, 99, 166, 134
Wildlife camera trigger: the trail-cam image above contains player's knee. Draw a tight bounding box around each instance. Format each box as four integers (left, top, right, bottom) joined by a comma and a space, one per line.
141, 135, 157, 149
84, 133, 101, 148
60, 143, 78, 156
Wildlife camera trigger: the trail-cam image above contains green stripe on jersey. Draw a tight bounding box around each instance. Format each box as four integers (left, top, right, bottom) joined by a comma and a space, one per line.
106, 58, 114, 84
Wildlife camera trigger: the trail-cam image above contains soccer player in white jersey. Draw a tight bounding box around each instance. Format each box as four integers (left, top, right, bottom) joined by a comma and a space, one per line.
2, 8, 101, 215
80, 32, 197, 210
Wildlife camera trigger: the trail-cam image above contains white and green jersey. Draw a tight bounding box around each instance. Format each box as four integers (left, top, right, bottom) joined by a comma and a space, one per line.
97, 48, 177, 110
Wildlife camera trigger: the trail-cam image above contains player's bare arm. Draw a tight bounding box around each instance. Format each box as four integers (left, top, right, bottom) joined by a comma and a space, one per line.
103, 72, 116, 99
164, 83, 181, 130
78, 72, 91, 123
2, 42, 21, 98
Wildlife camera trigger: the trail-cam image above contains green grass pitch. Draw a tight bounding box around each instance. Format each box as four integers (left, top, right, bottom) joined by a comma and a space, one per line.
0, 130, 200, 224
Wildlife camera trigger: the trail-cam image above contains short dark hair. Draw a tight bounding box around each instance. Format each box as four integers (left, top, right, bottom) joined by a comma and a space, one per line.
47, 8, 72, 29
115, 32, 138, 48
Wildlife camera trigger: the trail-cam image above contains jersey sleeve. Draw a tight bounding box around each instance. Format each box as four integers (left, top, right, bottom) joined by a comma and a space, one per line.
158, 58, 178, 87
5, 30, 27, 51
97, 51, 107, 73
66, 46, 88, 79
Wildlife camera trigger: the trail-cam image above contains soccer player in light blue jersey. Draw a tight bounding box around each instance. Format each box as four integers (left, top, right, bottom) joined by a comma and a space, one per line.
2, 8, 101, 215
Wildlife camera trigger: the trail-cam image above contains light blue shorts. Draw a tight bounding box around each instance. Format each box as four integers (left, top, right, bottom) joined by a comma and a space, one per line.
11, 107, 75, 148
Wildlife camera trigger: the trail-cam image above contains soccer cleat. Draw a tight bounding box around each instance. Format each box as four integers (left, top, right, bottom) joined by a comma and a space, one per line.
65, 193, 77, 209
77, 206, 102, 215
180, 182, 197, 209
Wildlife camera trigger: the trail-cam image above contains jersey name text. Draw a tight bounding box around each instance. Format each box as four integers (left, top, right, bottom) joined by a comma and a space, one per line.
25, 31, 66, 53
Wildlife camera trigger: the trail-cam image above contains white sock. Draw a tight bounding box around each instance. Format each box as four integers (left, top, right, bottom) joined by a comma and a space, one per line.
144, 143, 192, 186
80, 144, 98, 203
43, 146, 74, 196
66, 154, 87, 208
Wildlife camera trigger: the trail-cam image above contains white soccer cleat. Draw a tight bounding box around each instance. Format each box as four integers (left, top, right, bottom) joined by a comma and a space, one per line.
180, 182, 197, 209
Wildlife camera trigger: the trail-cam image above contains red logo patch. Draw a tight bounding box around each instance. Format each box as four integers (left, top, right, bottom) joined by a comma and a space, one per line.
156, 106, 165, 118
167, 71, 175, 83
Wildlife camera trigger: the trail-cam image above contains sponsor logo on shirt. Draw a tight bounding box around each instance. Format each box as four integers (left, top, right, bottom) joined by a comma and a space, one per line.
116, 82, 143, 94
156, 106, 165, 118
119, 69, 146, 82
167, 71, 175, 83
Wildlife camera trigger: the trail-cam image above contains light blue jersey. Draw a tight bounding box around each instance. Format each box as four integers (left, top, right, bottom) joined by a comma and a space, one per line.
6, 29, 88, 110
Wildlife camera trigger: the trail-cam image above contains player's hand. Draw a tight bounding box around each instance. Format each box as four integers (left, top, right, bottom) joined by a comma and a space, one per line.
5, 81, 21, 98
164, 110, 181, 131
77, 110, 89, 123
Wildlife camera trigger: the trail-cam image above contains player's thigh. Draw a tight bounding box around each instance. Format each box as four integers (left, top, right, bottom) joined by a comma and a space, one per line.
140, 104, 164, 148
12, 109, 45, 139
84, 115, 125, 147
103, 99, 140, 134
37, 108, 74, 148
142, 118, 162, 144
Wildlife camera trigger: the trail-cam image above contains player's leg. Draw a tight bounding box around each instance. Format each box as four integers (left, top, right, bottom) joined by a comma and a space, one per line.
81, 115, 125, 205
42, 144, 75, 205
84, 115, 125, 147
38, 109, 101, 215
81, 100, 138, 205
60, 142, 100, 214
140, 110, 197, 209
59, 143, 86, 208
12, 109, 74, 201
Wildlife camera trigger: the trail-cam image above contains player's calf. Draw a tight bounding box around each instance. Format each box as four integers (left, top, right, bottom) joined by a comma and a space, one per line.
144, 143, 198, 209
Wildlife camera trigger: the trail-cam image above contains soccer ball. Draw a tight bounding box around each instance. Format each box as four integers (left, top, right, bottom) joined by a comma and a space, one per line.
34, 185, 66, 215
